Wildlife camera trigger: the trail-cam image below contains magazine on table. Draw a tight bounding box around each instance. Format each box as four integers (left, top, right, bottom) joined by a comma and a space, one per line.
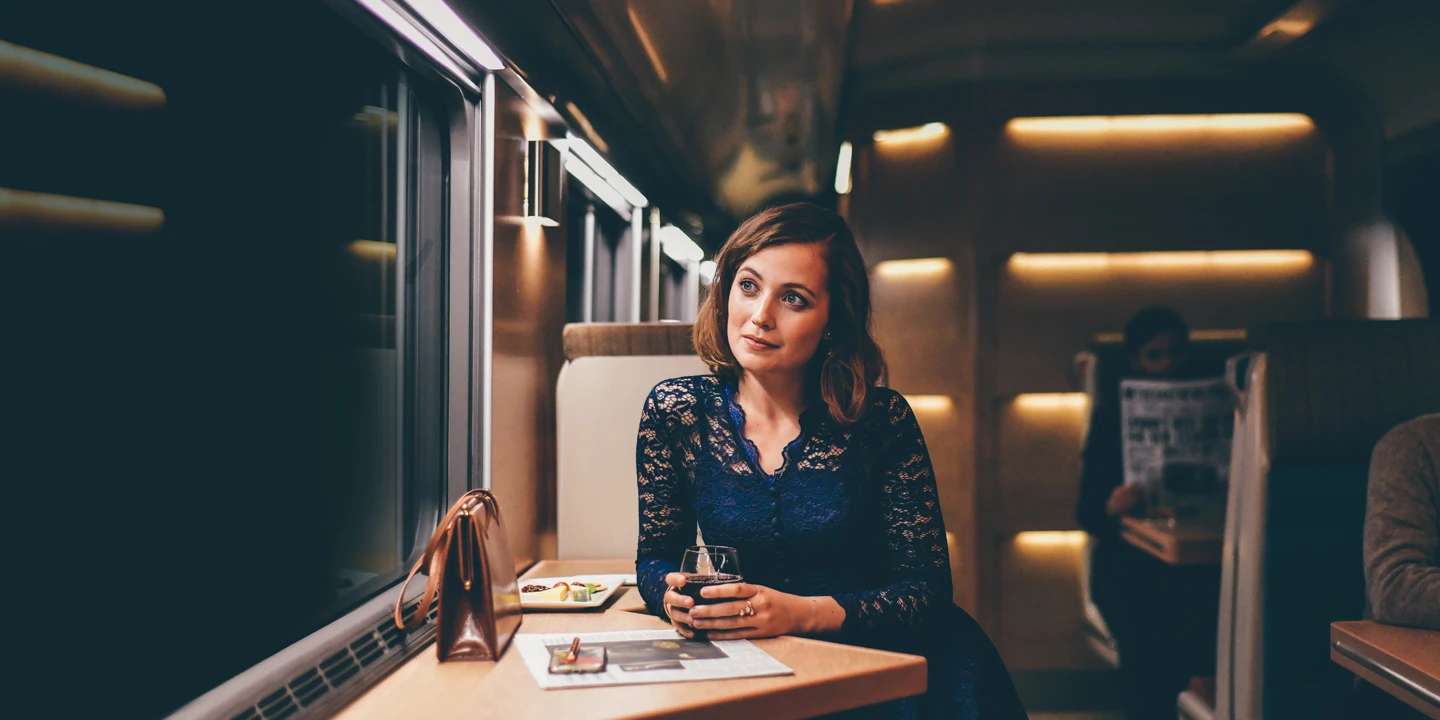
514, 629, 794, 689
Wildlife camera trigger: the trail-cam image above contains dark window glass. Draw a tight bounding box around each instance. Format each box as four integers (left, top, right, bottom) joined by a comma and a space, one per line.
3, 1, 447, 715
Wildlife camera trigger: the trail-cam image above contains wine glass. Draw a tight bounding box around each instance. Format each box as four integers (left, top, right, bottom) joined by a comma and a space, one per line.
679, 545, 742, 608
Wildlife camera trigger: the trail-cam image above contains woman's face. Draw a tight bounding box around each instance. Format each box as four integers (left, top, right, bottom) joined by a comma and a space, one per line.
1130, 331, 1187, 378
726, 242, 831, 379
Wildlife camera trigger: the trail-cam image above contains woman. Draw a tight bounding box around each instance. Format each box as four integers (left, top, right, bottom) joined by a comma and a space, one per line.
1076, 307, 1221, 720
635, 202, 1025, 719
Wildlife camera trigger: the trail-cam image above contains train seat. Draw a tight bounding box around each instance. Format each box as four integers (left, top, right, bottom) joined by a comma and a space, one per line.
1213, 320, 1440, 720
555, 323, 709, 560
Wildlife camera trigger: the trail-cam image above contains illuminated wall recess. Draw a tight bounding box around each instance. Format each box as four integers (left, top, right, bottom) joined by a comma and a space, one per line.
1012, 393, 1088, 411
1093, 329, 1246, 344
1007, 250, 1313, 273
874, 257, 953, 279
1014, 531, 1086, 548
873, 122, 949, 144
904, 395, 954, 413
1005, 113, 1314, 135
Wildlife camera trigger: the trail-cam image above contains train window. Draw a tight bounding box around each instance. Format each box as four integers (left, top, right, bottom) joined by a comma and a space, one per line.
5, 1, 451, 715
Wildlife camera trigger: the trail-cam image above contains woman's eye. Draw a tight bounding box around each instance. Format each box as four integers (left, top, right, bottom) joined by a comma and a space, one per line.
738, 279, 757, 292
783, 292, 807, 307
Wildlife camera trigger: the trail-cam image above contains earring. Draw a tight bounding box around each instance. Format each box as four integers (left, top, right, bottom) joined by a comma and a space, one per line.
823, 330, 832, 340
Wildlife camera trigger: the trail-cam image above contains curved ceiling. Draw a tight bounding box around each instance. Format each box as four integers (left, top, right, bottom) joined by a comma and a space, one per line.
552, 0, 853, 219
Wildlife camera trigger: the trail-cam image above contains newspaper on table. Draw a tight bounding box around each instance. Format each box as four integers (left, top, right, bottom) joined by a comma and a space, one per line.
1119, 377, 1235, 515
514, 629, 793, 690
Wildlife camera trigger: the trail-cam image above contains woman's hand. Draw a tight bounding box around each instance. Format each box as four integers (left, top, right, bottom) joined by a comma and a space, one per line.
1106, 484, 1143, 517
662, 573, 699, 638
686, 581, 831, 640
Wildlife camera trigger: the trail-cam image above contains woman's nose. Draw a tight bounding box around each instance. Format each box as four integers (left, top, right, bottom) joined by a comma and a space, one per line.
749, 299, 774, 329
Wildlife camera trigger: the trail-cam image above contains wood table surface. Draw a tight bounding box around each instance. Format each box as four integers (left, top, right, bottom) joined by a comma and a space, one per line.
1331, 620, 1440, 719
1120, 516, 1225, 565
333, 559, 928, 720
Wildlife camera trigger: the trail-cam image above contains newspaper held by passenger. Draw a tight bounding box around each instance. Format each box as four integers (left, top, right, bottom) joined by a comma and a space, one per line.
1119, 377, 1235, 517
514, 629, 793, 689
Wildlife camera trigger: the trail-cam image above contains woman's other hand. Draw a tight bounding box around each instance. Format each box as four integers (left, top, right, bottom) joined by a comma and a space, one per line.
687, 582, 842, 640
662, 572, 698, 638
1106, 484, 1143, 517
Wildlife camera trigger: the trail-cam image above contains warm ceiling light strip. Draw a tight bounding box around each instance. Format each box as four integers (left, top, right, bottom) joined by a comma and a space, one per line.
873, 122, 948, 144
627, 4, 669, 85
1013, 393, 1088, 411
1008, 250, 1313, 272
1006, 113, 1313, 134
874, 257, 952, 279
1015, 531, 1086, 548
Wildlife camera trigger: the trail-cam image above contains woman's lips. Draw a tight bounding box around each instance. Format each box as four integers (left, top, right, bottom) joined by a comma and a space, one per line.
741, 334, 778, 350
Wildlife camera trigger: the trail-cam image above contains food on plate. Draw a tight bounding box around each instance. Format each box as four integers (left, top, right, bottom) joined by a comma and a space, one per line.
519, 579, 612, 603
521, 585, 568, 602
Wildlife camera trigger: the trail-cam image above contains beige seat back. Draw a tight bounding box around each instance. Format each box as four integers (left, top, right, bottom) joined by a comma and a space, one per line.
556, 324, 709, 560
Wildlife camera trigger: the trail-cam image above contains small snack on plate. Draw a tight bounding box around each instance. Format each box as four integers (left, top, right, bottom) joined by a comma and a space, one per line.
520, 578, 612, 602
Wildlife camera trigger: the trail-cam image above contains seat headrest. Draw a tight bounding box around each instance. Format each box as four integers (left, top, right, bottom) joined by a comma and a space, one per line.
563, 323, 697, 361
1260, 320, 1440, 465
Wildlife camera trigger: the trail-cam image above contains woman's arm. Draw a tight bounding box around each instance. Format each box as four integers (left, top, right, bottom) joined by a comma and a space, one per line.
635, 382, 698, 620
1076, 399, 1125, 538
828, 393, 953, 635
1365, 420, 1440, 630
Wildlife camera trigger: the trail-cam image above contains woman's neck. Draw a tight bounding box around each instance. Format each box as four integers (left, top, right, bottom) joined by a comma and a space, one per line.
735, 371, 807, 425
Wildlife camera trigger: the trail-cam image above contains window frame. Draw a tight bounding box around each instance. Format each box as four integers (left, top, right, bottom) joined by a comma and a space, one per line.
168, 1, 487, 717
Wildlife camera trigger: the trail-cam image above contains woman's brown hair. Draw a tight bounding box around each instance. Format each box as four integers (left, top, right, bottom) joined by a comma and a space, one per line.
692, 202, 886, 425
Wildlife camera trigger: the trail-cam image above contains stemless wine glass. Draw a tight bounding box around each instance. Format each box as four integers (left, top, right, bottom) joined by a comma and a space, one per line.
679, 545, 742, 607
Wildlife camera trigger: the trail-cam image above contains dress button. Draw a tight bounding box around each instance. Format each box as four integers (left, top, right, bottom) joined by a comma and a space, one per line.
770, 517, 780, 529
773, 531, 782, 539
770, 501, 779, 512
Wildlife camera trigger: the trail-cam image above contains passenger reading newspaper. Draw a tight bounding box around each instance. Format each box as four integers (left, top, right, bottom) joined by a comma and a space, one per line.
1076, 307, 1224, 720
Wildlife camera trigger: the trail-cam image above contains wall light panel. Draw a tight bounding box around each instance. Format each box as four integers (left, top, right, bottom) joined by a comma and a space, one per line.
873, 122, 948, 144
1094, 329, 1246, 344
1014, 531, 1086, 548
1006, 113, 1313, 135
834, 141, 853, 195
874, 257, 953, 279
905, 395, 954, 413
1008, 250, 1313, 273
1013, 393, 1088, 411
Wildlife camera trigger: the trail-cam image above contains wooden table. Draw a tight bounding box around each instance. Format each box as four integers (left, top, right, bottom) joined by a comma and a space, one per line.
1120, 516, 1224, 565
1331, 620, 1440, 719
334, 560, 928, 720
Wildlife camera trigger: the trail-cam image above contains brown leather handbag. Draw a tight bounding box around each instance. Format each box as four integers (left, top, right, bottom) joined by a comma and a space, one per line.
394, 489, 523, 661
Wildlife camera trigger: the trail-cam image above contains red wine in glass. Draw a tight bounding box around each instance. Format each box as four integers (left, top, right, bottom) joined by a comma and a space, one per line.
678, 572, 743, 606
678, 545, 742, 639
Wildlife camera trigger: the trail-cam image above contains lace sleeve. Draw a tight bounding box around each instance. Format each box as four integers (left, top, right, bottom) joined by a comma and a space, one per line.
831, 392, 953, 634
635, 382, 698, 620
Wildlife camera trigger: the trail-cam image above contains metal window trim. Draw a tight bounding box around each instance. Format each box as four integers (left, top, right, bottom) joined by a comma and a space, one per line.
447, 93, 478, 504
475, 71, 496, 492
166, 579, 432, 720
321, 0, 483, 101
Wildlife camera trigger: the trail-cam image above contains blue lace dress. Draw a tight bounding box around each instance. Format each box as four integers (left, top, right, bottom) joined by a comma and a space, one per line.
635, 376, 1026, 719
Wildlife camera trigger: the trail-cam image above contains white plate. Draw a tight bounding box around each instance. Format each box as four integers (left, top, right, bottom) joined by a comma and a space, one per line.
519, 575, 628, 610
